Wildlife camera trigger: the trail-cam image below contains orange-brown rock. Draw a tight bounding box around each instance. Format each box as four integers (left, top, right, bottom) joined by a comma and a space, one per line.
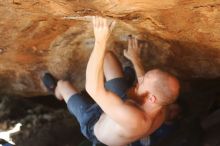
0, 0, 220, 97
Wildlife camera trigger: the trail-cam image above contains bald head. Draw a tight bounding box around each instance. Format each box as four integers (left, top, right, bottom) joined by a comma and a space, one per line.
145, 69, 180, 106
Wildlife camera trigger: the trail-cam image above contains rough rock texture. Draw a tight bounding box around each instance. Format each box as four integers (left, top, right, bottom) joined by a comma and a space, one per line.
0, 0, 220, 96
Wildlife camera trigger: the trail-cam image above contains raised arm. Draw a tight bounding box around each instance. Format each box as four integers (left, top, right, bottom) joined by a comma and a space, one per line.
86, 17, 146, 129
124, 36, 145, 83
86, 16, 115, 97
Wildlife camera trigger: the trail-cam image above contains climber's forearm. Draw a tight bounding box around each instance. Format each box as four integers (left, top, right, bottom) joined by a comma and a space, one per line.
131, 58, 145, 80
86, 41, 106, 96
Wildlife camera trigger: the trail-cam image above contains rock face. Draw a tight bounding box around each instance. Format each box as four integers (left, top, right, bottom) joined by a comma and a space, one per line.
0, 0, 220, 97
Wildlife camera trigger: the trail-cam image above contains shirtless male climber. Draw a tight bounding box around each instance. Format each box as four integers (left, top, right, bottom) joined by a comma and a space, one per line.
42, 16, 180, 146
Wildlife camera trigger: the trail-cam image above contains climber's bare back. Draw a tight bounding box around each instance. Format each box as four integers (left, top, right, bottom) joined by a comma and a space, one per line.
94, 100, 166, 146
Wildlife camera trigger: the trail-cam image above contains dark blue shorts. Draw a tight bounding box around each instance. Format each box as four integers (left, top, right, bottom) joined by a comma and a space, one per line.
67, 77, 132, 144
